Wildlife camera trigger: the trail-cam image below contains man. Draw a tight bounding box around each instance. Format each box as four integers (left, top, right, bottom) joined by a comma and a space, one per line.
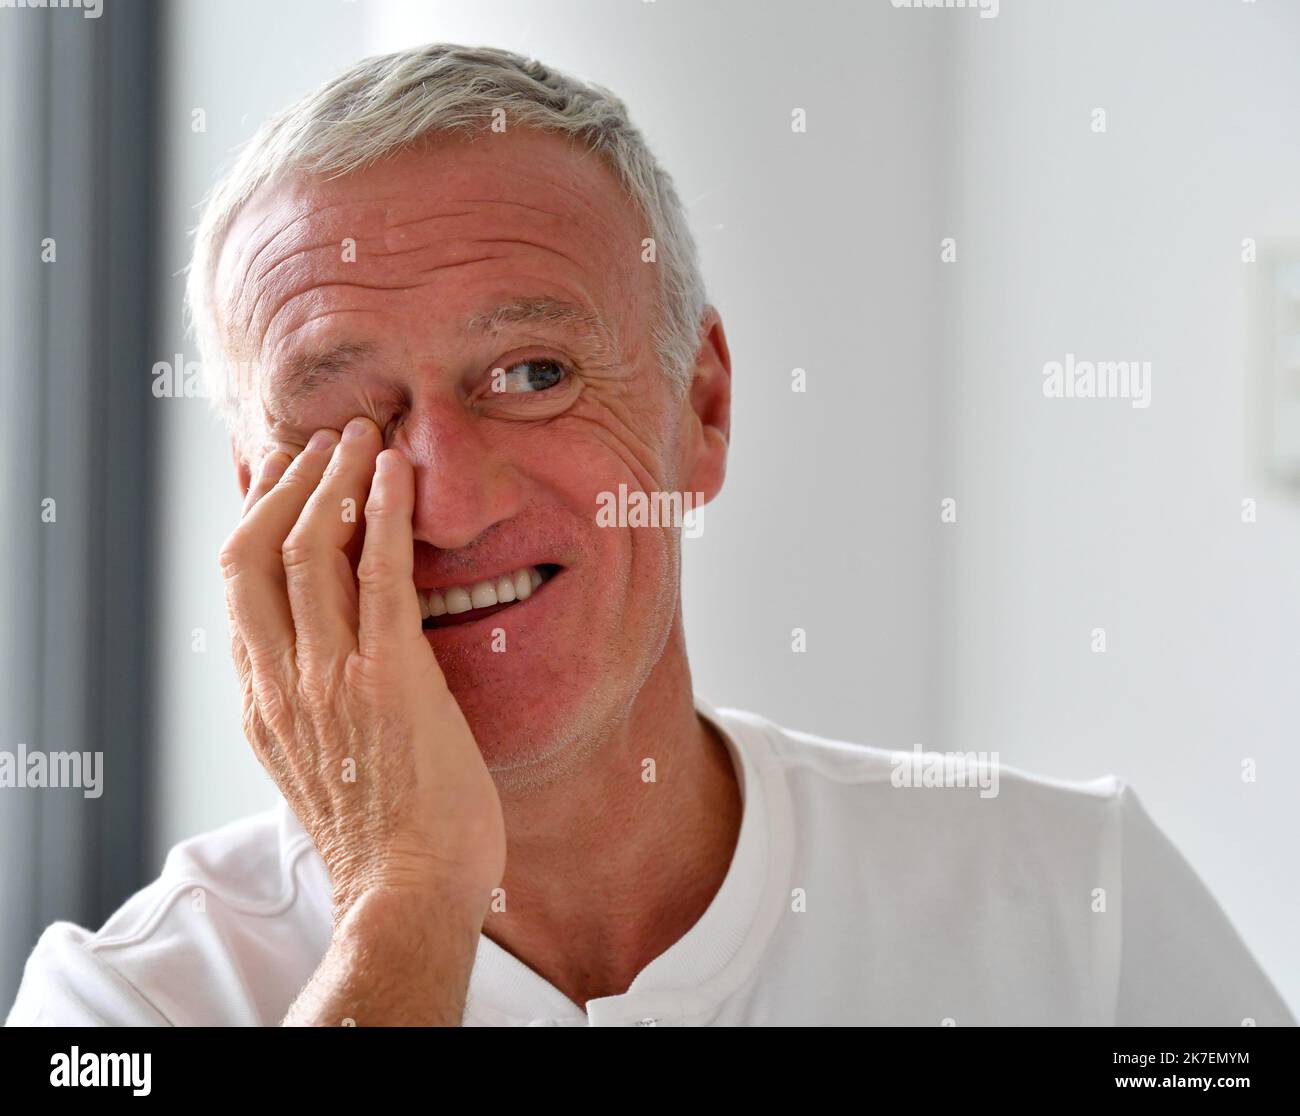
7, 43, 1294, 1027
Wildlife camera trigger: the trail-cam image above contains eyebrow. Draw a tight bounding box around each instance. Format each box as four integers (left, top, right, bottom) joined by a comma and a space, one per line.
274, 296, 620, 407
466, 296, 621, 366
276, 341, 380, 409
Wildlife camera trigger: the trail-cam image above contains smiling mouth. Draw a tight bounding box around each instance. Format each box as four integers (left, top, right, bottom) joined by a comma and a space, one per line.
420, 563, 561, 629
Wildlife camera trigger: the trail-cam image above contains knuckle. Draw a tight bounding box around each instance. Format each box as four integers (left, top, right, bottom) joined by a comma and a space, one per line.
344, 650, 381, 683
252, 673, 296, 732
218, 533, 248, 575
344, 652, 400, 703
241, 700, 268, 751
280, 532, 322, 571
363, 489, 394, 516
298, 659, 342, 703
356, 552, 396, 584
229, 638, 251, 676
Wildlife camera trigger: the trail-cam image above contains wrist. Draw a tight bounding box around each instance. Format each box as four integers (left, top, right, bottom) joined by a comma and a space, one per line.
333, 877, 492, 939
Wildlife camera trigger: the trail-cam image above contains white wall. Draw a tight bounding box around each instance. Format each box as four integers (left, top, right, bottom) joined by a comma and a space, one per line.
936, 0, 1300, 1012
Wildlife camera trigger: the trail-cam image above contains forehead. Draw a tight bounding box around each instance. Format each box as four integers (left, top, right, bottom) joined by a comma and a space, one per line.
214, 128, 650, 368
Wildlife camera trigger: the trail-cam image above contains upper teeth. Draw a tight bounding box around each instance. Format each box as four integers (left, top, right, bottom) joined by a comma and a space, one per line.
419, 565, 544, 619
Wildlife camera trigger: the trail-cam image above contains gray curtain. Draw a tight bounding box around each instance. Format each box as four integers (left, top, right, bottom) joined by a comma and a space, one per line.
0, 0, 158, 1007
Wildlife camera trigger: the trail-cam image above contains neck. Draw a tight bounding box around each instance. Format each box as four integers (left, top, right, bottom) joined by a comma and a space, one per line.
480, 616, 742, 1009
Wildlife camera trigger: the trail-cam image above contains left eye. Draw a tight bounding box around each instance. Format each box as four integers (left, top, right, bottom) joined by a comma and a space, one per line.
495, 359, 568, 394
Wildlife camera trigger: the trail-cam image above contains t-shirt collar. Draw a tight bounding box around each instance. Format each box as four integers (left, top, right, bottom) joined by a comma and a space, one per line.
465, 694, 772, 1026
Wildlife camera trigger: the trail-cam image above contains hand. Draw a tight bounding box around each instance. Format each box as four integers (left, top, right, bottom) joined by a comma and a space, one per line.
219, 418, 506, 925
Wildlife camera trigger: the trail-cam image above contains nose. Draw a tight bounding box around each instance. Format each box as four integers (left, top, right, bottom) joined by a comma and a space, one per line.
395, 400, 523, 550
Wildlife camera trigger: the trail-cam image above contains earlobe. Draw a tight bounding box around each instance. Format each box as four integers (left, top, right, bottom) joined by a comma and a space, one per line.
692, 426, 728, 507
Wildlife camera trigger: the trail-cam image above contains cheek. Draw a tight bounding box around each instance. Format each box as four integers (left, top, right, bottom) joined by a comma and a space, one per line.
514, 416, 639, 513
563, 389, 681, 485
517, 432, 678, 598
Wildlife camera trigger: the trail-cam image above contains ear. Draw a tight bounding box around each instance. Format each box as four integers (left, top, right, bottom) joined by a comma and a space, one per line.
232, 437, 253, 499
680, 306, 732, 505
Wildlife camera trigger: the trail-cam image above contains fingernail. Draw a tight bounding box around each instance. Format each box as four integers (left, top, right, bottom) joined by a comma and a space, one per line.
377, 449, 401, 473
342, 417, 371, 442
307, 429, 337, 453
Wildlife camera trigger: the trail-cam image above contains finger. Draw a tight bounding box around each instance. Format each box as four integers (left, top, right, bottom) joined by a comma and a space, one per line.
220, 429, 340, 668
239, 429, 340, 542
241, 450, 291, 517
356, 448, 422, 661
283, 417, 384, 661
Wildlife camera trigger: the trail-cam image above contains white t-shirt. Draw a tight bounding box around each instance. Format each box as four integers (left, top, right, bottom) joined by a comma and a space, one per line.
6, 700, 1294, 1026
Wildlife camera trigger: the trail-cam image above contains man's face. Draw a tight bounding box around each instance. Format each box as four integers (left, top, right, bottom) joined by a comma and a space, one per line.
214, 129, 727, 777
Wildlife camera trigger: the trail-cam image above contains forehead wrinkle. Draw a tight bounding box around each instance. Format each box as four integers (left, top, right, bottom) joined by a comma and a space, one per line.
464, 145, 639, 232
379, 179, 616, 270
379, 204, 587, 274
248, 228, 496, 334
241, 196, 392, 277
253, 234, 371, 287
382, 209, 477, 231
254, 277, 443, 356
251, 235, 591, 352
381, 198, 567, 240
239, 236, 365, 338
223, 204, 298, 311
225, 197, 393, 345
383, 236, 587, 281
233, 167, 629, 353
240, 209, 320, 287
450, 197, 567, 220
229, 208, 342, 328
473, 237, 584, 274
270, 305, 377, 358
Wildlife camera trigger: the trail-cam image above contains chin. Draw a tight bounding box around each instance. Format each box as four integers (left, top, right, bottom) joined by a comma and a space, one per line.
460, 699, 577, 773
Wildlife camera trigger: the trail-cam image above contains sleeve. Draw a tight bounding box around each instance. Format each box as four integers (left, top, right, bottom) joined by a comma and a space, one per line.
5, 923, 173, 1027
1114, 784, 1296, 1026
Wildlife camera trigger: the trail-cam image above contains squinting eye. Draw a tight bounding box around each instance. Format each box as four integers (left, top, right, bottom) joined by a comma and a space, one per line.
494, 359, 569, 394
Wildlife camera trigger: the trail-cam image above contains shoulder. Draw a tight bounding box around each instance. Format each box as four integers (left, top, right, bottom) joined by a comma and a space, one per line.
708, 703, 1295, 1024
6, 801, 330, 1026
709, 702, 1126, 817
708, 703, 1134, 909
